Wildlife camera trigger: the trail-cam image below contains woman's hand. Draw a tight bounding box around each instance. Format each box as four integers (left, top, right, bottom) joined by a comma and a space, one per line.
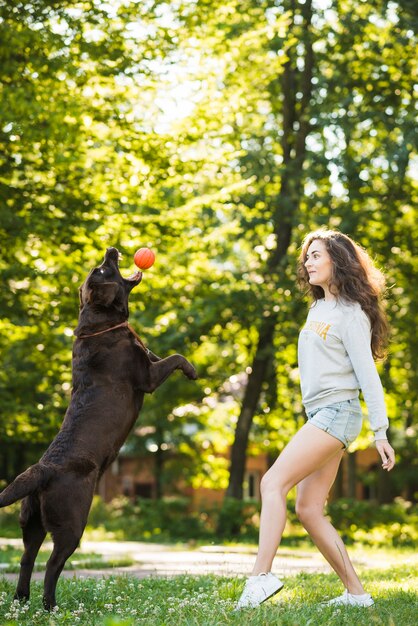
375, 439, 395, 471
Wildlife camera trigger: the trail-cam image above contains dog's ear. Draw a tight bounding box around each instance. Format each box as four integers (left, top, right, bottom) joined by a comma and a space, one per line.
86, 282, 120, 307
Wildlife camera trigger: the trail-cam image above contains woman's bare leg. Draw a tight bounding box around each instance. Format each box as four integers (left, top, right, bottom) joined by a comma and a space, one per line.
296, 453, 366, 594
251, 423, 344, 575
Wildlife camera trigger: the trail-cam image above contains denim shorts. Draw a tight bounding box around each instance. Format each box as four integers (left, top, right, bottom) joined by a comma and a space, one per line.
306, 398, 363, 448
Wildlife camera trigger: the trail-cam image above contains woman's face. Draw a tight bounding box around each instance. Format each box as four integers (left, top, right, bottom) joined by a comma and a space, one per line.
304, 239, 333, 292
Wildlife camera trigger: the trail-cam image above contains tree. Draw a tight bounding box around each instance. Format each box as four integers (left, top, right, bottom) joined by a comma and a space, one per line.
166, 0, 417, 501
1, 0, 416, 504
0, 0, 182, 479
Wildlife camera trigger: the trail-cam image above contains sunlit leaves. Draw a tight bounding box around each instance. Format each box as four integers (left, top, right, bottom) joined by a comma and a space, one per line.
0, 0, 416, 497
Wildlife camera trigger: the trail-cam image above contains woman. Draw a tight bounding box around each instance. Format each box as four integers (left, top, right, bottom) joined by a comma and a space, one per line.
235, 229, 395, 610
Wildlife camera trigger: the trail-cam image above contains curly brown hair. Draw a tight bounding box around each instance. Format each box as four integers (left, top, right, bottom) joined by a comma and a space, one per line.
297, 229, 389, 360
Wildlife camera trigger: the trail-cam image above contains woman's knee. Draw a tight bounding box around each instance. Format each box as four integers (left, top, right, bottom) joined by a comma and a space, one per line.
260, 472, 272, 497
260, 471, 287, 499
295, 499, 321, 526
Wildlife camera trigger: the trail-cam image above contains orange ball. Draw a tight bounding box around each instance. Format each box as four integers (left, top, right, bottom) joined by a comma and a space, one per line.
134, 247, 155, 270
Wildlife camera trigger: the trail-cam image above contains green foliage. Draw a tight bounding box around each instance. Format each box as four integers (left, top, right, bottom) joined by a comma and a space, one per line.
3, 494, 416, 548
327, 497, 418, 547
86, 495, 214, 541
215, 497, 260, 540
80, 495, 418, 547
0, 0, 416, 501
0, 502, 21, 538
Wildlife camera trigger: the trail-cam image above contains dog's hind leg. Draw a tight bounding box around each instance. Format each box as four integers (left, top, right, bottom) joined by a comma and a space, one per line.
41, 475, 96, 610
42, 527, 82, 610
14, 496, 46, 602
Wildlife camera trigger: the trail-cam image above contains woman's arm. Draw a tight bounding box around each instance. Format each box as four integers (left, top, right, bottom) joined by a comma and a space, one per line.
342, 309, 395, 470
342, 310, 388, 439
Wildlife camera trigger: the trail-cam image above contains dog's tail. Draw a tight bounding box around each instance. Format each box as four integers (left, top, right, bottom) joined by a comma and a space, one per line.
0, 463, 54, 507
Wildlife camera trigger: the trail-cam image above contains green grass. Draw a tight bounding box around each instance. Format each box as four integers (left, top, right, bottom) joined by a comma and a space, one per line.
0, 545, 134, 573
0, 565, 417, 625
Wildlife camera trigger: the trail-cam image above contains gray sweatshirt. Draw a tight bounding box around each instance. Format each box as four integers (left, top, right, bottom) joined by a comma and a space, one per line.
298, 298, 388, 440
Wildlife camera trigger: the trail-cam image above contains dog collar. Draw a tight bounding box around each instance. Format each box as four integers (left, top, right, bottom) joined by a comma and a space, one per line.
77, 321, 129, 338
77, 321, 149, 354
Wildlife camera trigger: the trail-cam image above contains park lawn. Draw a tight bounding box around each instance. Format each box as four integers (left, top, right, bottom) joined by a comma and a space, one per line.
0, 564, 417, 626
0, 545, 134, 573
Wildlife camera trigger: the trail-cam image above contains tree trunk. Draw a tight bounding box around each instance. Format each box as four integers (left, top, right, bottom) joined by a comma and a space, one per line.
0, 444, 9, 484
377, 467, 394, 504
226, 316, 277, 498
332, 463, 344, 499
225, 0, 314, 500
154, 426, 164, 500
347, 451, 357, 498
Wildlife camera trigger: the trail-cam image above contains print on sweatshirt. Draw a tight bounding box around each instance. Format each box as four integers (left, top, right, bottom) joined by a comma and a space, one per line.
303, 321, 331, 340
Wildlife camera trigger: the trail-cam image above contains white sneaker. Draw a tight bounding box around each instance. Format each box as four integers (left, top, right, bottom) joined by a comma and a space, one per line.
322, 589, 375, 607
235, 572, 284, 610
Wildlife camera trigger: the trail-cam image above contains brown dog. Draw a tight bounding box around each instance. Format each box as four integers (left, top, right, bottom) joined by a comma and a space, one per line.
0, 247, 197, 609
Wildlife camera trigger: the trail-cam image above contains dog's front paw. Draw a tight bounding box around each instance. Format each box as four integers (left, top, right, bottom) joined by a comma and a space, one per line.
183, 363, 198, 380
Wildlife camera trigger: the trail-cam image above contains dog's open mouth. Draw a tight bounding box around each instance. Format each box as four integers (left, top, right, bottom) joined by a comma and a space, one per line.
125, 269, 143, 284
104, 247, 143, 285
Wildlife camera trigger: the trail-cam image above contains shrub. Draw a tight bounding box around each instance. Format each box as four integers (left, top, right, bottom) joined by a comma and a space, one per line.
215, 497, 260, 540
326, 497, 418, 547
87, 495, 213, 541
2, 493, 417, 548
0, 502, 21, 537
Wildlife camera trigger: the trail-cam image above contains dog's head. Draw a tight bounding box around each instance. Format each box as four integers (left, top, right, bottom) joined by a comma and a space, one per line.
79, 247, 142, 317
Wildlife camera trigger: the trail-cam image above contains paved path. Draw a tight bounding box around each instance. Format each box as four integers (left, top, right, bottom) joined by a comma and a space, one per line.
1, 538, 409, 582
1, 538, 331, 581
